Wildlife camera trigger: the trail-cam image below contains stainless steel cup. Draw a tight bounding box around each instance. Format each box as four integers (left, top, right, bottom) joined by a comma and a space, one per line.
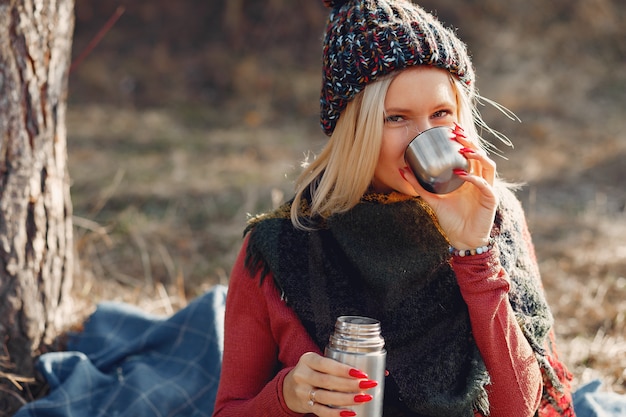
405, 126, 469, 194
325, 316, 386, 417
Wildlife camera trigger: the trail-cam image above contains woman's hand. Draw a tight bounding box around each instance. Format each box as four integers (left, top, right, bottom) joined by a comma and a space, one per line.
408, 125, 499, 250
283, 352, 378, 417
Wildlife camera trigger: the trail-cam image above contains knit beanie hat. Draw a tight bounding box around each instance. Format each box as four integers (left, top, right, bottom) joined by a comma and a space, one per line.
320, 0, 476, 136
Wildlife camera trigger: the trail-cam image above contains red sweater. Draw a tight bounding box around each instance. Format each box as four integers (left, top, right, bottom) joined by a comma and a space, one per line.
213, 235, 544, 417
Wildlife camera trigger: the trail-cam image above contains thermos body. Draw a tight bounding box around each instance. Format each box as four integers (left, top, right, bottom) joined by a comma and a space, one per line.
325, 347, 387, 416
325, 316, 386, 417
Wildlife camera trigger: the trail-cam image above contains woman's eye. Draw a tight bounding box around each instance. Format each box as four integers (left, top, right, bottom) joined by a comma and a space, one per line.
432, 110, 452, 119
385, 115, 404, 123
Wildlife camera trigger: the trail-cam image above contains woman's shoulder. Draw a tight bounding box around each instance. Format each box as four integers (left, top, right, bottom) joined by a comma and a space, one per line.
242, 198, 312, 284
244, 200, 294, 235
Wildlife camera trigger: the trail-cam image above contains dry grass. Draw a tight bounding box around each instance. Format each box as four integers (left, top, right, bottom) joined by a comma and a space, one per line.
67, 105, 321, 314
531, 213, 626, 393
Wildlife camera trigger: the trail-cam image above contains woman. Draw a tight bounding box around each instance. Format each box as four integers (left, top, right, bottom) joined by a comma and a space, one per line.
212, 1, 575, 416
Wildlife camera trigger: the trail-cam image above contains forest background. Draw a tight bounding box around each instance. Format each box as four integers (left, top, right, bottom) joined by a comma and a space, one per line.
67, 0, 625, 394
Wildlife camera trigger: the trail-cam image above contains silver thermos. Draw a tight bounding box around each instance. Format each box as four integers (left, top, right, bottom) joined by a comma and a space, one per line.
325, 316, 386, 417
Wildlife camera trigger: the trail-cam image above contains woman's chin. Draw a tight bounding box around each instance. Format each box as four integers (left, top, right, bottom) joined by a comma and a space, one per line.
398, 171, 420, 196
393, 182, 420, 197
403, 186, 420, 197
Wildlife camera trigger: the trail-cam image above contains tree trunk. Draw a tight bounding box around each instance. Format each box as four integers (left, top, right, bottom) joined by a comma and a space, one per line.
0, 0, 74, 413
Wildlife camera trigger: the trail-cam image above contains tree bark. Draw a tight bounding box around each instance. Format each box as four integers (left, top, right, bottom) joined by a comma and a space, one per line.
0, 0, 74, 413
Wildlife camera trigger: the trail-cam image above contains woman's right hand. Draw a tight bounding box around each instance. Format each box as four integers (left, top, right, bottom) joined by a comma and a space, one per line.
283, 352, 378, 416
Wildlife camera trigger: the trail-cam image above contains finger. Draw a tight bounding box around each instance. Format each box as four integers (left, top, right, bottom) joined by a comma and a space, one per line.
311, 378, 378, 407
459, 148, 497, 185
311, 389, 375, 408
453, 169, 498, 205
308, 390, 375, 416
302, 352, 366, 379
308, 400, 359, 417
298, 353, 375, 394
452, 124, 485, 154
311, 366, 375, 394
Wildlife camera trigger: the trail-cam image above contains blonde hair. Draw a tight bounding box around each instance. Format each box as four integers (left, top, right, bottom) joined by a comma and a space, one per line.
291, 68, 510, 230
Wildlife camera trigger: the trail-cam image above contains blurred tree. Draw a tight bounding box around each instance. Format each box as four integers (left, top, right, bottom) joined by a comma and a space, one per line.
0, 0, 74, 413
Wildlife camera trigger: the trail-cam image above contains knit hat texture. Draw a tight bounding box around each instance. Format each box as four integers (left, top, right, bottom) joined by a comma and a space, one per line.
320, 0, 475, 135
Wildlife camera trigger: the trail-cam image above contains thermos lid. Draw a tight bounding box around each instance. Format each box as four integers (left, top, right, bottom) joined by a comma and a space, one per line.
328, 316, 385, 352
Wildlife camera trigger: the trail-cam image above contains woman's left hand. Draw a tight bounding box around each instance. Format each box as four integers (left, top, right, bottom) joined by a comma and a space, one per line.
410, 130, 499, 250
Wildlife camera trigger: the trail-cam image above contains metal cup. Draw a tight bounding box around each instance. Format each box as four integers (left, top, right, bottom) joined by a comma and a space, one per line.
404, 126, 469, 194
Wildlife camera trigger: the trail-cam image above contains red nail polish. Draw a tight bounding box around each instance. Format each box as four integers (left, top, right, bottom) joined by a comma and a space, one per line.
340, 411, 357, 417
359, 379, 378, 389
354, 394, 373, 403
349, 368, 369, 379
385, 370, 390, 377
459, 147, 475, 154
453, 169, 468, 176
453, 122, 464, 132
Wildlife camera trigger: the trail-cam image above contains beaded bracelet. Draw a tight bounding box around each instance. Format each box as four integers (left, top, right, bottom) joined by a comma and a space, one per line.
449, 237, 496, 257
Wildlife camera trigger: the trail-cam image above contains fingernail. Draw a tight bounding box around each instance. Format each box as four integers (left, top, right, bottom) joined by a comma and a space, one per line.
340, 411, 357, 417
453, 169, 468, 176
354, 394, 373, 403
349, 368, 369, 379
385, 370, 390, 377
359, 379, 378, 389
459, 147, 475, 154
454, 132, 467, 139
453, 122, 464, 132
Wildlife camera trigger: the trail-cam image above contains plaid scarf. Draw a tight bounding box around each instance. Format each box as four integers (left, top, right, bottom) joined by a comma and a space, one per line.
244, 187, 574, 416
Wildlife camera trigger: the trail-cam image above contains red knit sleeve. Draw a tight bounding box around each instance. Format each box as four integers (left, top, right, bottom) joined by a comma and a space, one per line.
452, 250, 543, 417
212, 237, 319, 417
535, 332, 576, 417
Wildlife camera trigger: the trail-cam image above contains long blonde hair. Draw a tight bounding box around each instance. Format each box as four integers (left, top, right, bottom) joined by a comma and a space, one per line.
291, 68, 509, 230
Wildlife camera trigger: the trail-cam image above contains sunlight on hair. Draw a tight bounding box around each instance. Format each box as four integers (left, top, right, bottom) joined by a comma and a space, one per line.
472, 93, 520, 159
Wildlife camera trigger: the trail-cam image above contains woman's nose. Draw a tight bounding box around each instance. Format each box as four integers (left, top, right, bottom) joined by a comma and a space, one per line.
407, 122, 434, 139
416, 120, 436, 133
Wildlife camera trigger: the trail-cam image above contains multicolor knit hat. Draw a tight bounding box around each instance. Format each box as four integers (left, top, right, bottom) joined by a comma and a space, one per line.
320, 0, 476, 136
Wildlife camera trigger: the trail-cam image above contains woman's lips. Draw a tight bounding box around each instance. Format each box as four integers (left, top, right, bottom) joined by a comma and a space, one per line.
399, 166, 413, 181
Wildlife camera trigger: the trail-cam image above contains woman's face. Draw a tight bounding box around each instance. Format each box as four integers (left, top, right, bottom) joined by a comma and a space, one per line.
371, 66, 459, 195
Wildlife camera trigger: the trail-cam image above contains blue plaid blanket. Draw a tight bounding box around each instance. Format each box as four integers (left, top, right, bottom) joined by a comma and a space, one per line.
15, 285, 227, 417
573, 379, 626, 417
